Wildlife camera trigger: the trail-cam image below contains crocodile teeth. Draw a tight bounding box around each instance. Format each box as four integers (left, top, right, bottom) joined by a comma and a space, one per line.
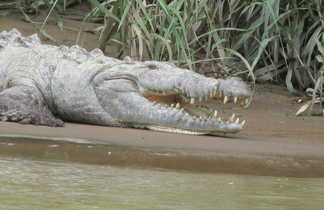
190, 98, 195, 104
235, 118, 240, 124
234, 97, 238, 104
230, 114, 235, 122
170, 104, 175, 107
213, 110, 218, 117
175, 103, 180, 108
245, 98, 249, 105
213, 91, 217, 97
240, 120, 246, 127
223, 96, 229, 104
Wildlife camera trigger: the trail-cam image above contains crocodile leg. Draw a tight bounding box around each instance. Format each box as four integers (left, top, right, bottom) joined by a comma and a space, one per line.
0, 86, 63, 126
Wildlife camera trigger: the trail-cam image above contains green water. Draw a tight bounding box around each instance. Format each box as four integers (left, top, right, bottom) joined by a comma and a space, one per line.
0, 156, 324, 210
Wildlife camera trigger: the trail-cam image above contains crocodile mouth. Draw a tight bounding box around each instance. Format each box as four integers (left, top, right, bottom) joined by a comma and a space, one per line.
144, 89, 249, 134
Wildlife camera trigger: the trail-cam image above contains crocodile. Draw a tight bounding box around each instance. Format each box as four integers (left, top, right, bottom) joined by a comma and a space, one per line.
0, 29, 251, 135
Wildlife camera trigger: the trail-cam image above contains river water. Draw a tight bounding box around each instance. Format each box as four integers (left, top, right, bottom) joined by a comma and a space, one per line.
0, 140, 324, 210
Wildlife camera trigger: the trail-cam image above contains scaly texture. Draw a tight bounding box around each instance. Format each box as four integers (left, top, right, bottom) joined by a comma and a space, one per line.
0, 29, 251, 135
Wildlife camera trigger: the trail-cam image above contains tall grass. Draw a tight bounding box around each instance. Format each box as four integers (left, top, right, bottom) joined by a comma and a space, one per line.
6, 0, 324, 92
84, 0, 324, 92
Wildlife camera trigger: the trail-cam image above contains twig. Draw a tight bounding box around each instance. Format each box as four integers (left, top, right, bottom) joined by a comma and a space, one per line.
0, 3, 16, 9
98, 3, 119, 52
309, 67, 324, 115
98, 21, 118, 52
40, 0, 59, 31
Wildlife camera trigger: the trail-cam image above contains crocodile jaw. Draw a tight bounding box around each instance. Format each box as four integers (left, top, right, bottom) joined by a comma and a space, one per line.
140, 83, 249, 135
136, 69, 250, 135
94, 62, 251, 135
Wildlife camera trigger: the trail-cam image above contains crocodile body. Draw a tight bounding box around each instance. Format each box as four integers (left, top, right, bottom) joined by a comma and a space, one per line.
0, 29, 251, 135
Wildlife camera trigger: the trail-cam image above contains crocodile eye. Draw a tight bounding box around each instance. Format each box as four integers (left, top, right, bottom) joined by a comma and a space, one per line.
146, 64, 158, 70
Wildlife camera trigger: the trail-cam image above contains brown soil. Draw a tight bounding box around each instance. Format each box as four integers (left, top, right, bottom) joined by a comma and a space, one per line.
0, 14, 324, 177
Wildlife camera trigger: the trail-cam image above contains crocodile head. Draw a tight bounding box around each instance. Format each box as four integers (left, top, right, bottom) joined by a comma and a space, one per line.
94, 61, 251, 135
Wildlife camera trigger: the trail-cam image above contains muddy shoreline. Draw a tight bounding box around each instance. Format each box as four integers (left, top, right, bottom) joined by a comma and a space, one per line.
0, 15, 324, 177
1, 122, 324, 178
